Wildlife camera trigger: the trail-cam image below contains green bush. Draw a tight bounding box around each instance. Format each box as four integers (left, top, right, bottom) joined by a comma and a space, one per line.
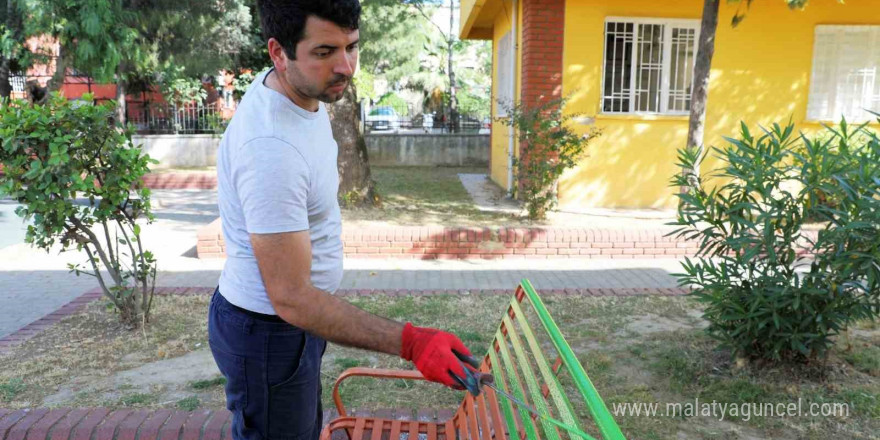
161, 77, 207, 106
669, 119, 880, 362
798, 119, 880, 301
232, 71, 256, 102
502, 97, 600, 220
0, 93, 158, 328
376, 92, 408, 116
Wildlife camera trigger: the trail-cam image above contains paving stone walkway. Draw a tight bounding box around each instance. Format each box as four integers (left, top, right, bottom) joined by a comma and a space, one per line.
0, 407, 429, 440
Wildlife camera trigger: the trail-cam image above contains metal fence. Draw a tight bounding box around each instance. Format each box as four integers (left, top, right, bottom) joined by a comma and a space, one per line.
363, 102, 486, 134
127, 102, 226, 135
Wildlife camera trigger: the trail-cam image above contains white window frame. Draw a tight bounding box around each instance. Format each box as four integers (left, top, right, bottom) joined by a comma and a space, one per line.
600, 17, 700, 116
495, 31, 514, 117
806, 25, 880, 123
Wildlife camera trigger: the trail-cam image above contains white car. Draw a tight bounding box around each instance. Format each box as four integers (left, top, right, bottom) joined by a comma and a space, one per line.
365, 106, 401, 132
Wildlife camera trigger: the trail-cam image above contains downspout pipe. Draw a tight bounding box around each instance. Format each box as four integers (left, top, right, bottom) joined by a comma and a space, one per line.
507, 0, 517, 195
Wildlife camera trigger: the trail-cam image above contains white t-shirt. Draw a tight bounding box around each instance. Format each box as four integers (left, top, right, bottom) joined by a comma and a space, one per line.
217, 69, 343, 315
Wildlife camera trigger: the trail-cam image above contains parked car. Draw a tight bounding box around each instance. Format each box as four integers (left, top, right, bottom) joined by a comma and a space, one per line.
365, 106, 401, 132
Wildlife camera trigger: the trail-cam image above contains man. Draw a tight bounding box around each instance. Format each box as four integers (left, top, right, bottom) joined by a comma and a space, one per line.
208, 2, 479, 440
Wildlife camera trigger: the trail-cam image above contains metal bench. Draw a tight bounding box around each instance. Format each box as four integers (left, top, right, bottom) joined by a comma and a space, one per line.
320, 280, 626, 440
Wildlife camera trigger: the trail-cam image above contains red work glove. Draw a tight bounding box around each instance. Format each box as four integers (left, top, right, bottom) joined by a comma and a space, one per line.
400, 322, 475, 389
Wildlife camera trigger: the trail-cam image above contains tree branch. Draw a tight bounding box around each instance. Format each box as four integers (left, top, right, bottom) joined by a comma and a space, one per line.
69, 216, 123, 285
84, 244, 121, 309
408, 1, 449, 39
102, 222, 116, 272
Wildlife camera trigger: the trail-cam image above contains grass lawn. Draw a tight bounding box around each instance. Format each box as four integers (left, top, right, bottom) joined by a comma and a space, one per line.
341, 166, 524, 227
0, 293, 877, 439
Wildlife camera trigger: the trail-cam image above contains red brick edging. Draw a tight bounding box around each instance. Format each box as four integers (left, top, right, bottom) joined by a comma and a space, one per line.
141, 173, 217, 190
0, 290, 103, 354
0, 407, 466, 440
196, 219, 703, 260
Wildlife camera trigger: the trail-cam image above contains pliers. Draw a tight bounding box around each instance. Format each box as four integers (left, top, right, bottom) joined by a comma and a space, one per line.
449, 351, 494, 396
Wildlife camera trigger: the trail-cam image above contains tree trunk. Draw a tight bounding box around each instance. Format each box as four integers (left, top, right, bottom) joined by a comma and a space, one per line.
0, 57, 11, 100
115, 64, 127, 125
0, 0, 19, 100
46, 43, 67, 93
684, 0, 720, 188
447, 0, 459, 133
328, 83, 378, 207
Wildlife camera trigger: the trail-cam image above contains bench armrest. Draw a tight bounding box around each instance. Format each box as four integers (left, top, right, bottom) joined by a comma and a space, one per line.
332, 367, 427, 418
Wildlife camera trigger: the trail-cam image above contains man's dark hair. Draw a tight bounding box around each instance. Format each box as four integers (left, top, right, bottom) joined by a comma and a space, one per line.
257, 0, 361, 60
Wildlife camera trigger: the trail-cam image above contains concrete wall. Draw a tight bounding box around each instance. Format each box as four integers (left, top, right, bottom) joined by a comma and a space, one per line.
133, 134, 221, 170
366, 134, 490, 167
135, 133, 490, 169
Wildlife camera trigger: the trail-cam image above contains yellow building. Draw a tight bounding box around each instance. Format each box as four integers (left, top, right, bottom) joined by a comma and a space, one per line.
460, 0, 880, 210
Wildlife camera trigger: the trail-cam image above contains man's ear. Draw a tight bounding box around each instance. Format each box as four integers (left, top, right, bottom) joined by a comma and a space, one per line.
267, 38, 291, 73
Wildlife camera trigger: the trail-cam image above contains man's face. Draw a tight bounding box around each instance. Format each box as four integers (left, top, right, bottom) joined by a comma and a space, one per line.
282, 15, 359, 104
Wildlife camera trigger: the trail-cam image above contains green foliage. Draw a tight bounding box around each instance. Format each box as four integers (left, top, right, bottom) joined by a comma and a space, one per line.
360, 0, 429, 84
160, 77, 207, 106
376, 92, 408, 115
669, 118, 880, 363
190, 377, 227, 390
334, 358, 363, 370
502, 97, 600, 220
46, 0, 252, 84
199, 113, 229, 135
232, 70, 256, 102
0, 378, 25, 402
457, 89, 489, 120
798, 118, 880, 305
352, 69, 377, 102
176, 396, 200, 411
0, 94, 158, 327
119, 393, 154, 406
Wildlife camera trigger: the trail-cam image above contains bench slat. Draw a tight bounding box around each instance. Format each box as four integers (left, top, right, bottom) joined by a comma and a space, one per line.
390, 420, 402, 440
501, 314, 562, 440
474, 392, 493, 440
487, 349, 519, 440
519, 280, 625, 440
493, 327, 541, 440
353, 418, 366, 440
443, 419, 454, 440
427, 419, 438, 440
508, 300, 581, 434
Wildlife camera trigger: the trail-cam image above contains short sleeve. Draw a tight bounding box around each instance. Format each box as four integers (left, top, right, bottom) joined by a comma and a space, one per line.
233, 138, 311, 234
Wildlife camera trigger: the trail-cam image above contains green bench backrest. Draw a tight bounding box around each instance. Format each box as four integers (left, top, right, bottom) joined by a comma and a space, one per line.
483, 279, 625, 440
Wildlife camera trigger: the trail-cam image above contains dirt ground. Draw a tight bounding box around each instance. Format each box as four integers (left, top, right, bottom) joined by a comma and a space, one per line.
1, 293, 877, 439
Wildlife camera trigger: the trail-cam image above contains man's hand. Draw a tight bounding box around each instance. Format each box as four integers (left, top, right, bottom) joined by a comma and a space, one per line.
252, 231, 478, 390
400, 322, 476, 389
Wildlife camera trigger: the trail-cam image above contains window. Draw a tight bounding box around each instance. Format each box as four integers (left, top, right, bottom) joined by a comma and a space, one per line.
9, 74, 25, 93
807, 25, 880, 123
602, 18, 699, 114
496, 31, 514, 117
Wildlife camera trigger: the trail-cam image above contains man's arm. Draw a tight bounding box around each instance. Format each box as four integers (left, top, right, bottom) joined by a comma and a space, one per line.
251, 231, 403, 355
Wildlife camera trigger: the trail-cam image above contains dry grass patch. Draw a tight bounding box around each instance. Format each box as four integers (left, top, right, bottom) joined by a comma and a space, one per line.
0, 293, 876, 439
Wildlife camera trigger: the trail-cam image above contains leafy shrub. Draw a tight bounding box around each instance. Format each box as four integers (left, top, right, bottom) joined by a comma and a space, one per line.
502, 97, 599, 220
669, 119, 879, 362
376, 92, 408, 116
0, 94, 158, 327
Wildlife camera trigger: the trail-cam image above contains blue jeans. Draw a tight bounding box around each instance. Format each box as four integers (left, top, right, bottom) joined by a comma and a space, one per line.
208, 288, 327, 440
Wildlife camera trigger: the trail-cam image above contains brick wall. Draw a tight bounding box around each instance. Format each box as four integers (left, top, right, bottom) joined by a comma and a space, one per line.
518, 0, 566, 193
141, 173, 217, 190
197, 218, 821, 261
197, 218, 705, 260
520, 0, 565, 109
